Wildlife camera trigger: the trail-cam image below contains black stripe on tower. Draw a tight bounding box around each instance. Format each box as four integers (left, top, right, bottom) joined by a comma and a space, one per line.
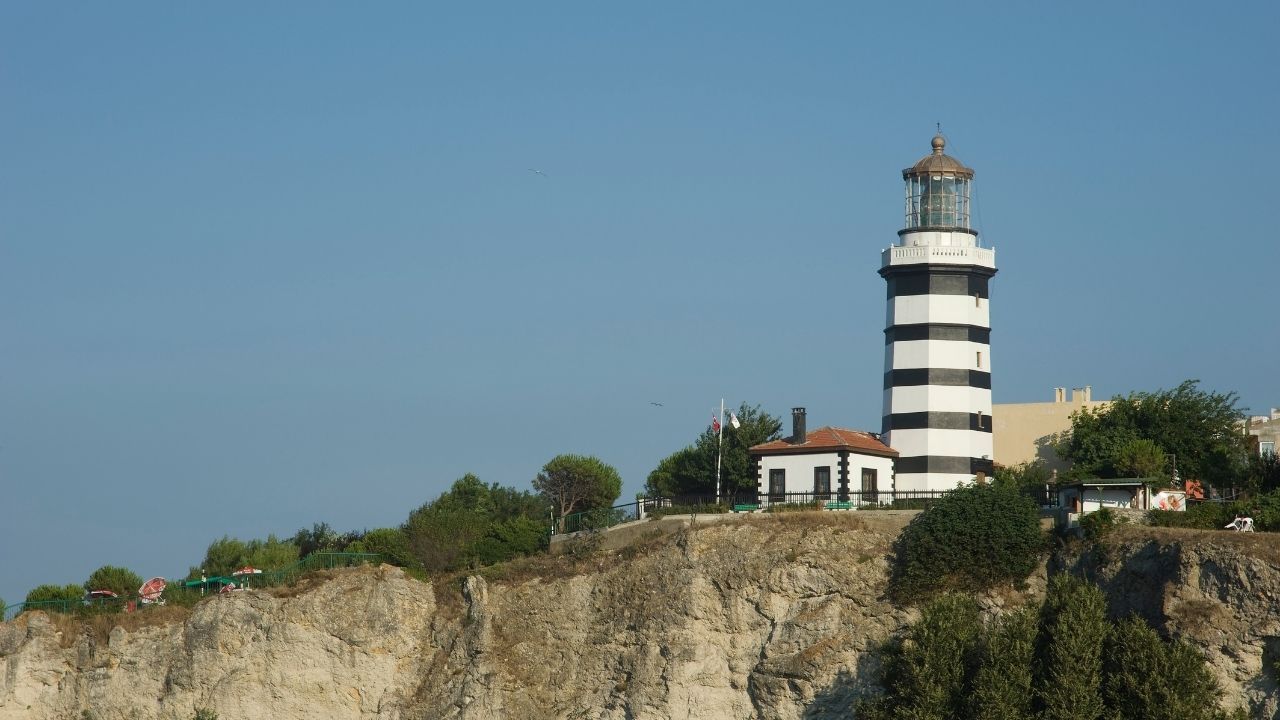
884, 323, 990, 344
884, 411, 993, 433
878, 262, 998, 288
883, 369, 991, 389
885, 271, 991, 299
896, 456, 995, 475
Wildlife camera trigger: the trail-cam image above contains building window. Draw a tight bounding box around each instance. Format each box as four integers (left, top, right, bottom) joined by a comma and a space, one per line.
769, 469, 786, 503
1263, 441, 1276, 457
976, 351, 983, 369
861, 468, 878, 503
974, 292, 981, 307
977, 410, 985, 429
814, 466, 831, 500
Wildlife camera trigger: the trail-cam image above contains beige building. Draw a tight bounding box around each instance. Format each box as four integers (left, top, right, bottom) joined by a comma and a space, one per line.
992, 386, 1109, 472
1247, 409, 1279, 456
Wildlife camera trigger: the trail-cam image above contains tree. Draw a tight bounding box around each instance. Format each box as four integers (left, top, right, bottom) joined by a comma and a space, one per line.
645, 403, 782, 496
992, 460, 1051, 491
403, 474, 551, 572
889, 485, 1043, 602
1104, 616, 1222, 720
969, 604, 1038, 720
199, 534, 299, 576
24, 583, 84, 607
1056, 380, 1248, 488
1036, 575, 1108, 720
860, 594, 983, 720
84, 565, 143, 597
534, 454, 622, 519
346, 527, 414, 567
1114, 438, 1167, 479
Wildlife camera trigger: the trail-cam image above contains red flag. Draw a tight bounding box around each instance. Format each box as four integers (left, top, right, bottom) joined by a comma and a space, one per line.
712, 414, 721, 433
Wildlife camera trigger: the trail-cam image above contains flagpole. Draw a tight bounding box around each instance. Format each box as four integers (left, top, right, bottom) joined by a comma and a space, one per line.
715, 398, 724, 504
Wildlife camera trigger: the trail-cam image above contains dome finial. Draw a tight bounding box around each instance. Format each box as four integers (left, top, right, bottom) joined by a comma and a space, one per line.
931, 123, 945, 154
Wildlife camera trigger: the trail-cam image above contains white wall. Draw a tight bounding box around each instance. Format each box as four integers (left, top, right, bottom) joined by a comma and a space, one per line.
888, 294, 990, 327
756, 451, 895, 500
890, 339, 991, 372
883, 386, 992, 416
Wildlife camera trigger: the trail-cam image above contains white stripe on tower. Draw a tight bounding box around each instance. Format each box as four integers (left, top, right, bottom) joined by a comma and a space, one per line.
879, 134, 997, 492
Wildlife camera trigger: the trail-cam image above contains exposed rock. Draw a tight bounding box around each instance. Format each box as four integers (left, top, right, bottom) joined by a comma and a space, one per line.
0, 514, 1275, 719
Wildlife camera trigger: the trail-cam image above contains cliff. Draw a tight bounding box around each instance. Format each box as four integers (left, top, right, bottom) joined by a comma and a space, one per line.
1, 513, 1277, 719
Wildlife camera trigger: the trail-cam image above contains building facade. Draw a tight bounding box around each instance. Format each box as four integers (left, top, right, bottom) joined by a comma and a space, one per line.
750, 408, 897, 505
992, 386, 1108, 472
880, 135, 996, 491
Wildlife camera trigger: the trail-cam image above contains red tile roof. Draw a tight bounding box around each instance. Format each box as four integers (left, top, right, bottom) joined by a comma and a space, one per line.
750, 426, 898, 457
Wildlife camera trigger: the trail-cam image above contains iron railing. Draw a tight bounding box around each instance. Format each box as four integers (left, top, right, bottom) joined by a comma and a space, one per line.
552, 490, 955, 536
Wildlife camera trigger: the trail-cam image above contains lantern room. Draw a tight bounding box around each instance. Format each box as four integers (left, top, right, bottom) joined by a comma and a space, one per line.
902, 134, 974, 232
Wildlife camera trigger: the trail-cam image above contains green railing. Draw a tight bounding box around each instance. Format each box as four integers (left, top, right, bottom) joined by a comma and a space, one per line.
3, 552, 384, 622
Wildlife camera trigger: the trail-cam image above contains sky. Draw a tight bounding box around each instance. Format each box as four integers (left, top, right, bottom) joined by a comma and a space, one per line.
2, 2, 1277, 607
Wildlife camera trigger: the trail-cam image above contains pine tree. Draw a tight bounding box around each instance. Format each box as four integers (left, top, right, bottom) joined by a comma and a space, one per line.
969, 604, 1037, 720
1104, 616, 1222, 720
1036, 575, 1108, 720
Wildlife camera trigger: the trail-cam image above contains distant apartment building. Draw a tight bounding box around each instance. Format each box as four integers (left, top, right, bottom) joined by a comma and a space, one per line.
1247, 408, 1279, 456
991, 386, 1108, 472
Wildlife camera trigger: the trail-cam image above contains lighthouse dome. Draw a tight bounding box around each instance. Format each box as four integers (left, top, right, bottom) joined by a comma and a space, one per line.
903, 134, 973, 178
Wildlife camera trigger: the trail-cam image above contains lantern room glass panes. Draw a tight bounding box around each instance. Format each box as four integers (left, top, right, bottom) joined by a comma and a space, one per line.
904, 174, 970, 229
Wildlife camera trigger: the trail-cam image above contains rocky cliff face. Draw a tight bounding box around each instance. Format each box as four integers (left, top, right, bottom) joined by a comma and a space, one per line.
1066, 527, 1280, 719
1, 514, 1277, 719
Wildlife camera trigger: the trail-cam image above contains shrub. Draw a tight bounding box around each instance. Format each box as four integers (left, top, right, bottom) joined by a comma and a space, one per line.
24, 583, 85, 611
862, 594, 983, 719
1148, 502, 1232, 530
1079, 507, 1116, 541
84, 565, 143, 597
969, 604, 1038, 719
889, 485, 1043, 602
346, 527, 415, 567
1104, 616, 1222, 720
1036, 575, 1108, 720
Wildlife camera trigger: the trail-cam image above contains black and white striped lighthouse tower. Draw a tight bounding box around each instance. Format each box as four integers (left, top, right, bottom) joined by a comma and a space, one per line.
880, 133, 996, 491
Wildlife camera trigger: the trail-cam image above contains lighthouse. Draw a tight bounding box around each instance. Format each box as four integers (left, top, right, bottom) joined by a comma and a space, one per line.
880, 134, 996, 491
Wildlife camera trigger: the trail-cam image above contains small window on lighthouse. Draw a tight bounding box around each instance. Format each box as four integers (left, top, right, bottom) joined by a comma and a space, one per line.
976, 351, 983, 369
974, 293, 981, 307
977, 411, 985, 429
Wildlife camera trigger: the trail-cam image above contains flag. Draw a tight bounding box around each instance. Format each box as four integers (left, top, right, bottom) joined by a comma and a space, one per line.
729, 412, 741, 429
712, 414, 721, 433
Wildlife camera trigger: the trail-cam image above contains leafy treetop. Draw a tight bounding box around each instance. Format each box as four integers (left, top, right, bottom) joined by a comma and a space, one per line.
1055, 380, 1248, 488
645, 402, 782, 496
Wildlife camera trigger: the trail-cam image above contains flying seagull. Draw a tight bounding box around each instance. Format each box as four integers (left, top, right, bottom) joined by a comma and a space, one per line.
528, 168, 548, 178
649, 401, 664, 407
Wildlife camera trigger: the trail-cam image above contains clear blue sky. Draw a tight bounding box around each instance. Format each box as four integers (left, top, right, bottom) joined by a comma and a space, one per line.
3, 2, 1276, 606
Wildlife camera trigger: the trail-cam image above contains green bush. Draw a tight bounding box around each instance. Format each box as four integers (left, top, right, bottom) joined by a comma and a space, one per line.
889, 485, 1044, 602
84, 565, 143, 597
969, 604, 1037, 719
1037, 575, 1108, 720
859, 594, 983, 719
1079, 507, 1116, 541
346, 527, 414, 567
863, 575, 1240, 719
23, 583, 85, 611
1148, 502, 1232, 530
1104, 616, 1222, 720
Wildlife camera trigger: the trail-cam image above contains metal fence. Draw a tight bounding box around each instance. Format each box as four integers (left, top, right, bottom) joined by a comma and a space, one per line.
2, 552, 384, 622
553, 490, 955, 536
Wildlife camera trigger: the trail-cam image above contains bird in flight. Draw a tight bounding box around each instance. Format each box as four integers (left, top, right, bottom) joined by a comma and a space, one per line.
649, 402, 664, 407
528, 168, 548, 178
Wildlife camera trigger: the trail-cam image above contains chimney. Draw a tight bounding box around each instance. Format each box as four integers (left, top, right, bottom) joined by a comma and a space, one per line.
1071, 388, 1083, 403
791, 407, 807, 444
1084, 385, 1092, 403
1054, 387, 1065, 403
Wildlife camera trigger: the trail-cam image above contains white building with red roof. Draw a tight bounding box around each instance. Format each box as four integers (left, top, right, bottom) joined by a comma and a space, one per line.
749, 408, 897, 505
